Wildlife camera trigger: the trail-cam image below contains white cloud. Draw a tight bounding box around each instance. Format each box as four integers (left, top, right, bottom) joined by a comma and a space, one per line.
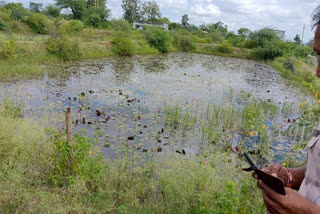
190, 3, 221, 17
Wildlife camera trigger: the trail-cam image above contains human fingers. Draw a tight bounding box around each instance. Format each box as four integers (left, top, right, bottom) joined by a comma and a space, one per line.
252, 171, 259, 179
261, 181, 284, 202
262, 190, 281, 214
257, 180, 262, 189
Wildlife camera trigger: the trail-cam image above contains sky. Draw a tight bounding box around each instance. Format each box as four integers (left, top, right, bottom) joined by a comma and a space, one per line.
6, 0, 320, 42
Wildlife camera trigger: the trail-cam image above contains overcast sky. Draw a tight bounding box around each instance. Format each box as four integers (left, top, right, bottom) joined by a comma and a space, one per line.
7, 0, 320, 42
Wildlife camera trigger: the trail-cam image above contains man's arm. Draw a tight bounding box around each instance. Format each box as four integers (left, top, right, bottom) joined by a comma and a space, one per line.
288, 166, 306, 190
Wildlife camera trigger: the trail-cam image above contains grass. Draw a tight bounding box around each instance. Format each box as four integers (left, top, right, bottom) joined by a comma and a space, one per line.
0, 99, 268, 213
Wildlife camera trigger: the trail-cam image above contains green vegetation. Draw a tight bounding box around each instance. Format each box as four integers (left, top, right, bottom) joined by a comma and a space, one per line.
0, 95, 270, 213
0, 2, 319, 212
144, 26, 171, 53
112, 33, 134, 56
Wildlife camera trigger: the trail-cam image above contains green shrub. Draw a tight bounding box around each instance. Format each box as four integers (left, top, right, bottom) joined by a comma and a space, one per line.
46, 129, 103, 187
217, 40, 234, 54
46, 37, 81, 61
294, 45, 312, 58
43, 5, 61, 18
208, 30, 225, 43
0, 12, 13, 31
249, 28, 279, 47
111, 33, 134, 56
172, 30, 195, 51
283, 58, 295, 72
27, 13, 51, 34
144, 27, 171, 53
4, 3, 27, 21
58, 20, 84, 35
251, 41, 283, 60
112, 18, 131, 32
0, 40, 16, 59
244, 40, 259, 49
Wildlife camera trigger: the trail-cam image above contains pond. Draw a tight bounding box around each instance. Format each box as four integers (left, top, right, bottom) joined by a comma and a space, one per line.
0, 53, 309, 162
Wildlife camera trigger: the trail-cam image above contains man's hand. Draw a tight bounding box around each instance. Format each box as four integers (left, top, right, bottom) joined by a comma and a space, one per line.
259, 181, 320, 214
252, 163, 288, 185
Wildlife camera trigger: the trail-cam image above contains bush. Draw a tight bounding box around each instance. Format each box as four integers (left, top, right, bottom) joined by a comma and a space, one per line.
249, 28, 279, 47
283, 58, 295, 72
58, 20, 84, 35
4, 3, 27, 21
252, 41, 283, 60
0, 12, 13, 31
43, 5, 61, 18
217, 40, 234, 54
112, 19, 131, 32
46, 37, 81, 61
27, 13, 51, 34
111, 33, 134, 56
144, 27, 171, 53
46, 129, 102, 187
84, 7, 110, 28
0, 40, 16, 59
294, 45, 312, 58
172, 30, 195, 51
208, 30, 225, 43
243, 40, 259, 49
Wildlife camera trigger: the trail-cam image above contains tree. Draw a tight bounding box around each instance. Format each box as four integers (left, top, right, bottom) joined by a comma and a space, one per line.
55, 0, 86, 20
121, 0, 140, 23
140, 1, 161, 22
294, 34, 302, 44
55, 0, 108, 21
43, 5, 61, 17
4, 3, 27, 21
181, 14, 189, 27
237, 28, 250, 39
30, 2, 43, 13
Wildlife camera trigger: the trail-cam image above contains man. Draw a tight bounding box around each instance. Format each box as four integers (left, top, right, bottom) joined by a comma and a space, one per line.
253, 5, 320, 214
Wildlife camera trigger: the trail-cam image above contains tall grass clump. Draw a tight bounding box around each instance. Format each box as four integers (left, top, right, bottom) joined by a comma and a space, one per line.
0, 40, 16, 59
144, 26, 171, 53
46, 36, 81, 61
111, 32, 134, 56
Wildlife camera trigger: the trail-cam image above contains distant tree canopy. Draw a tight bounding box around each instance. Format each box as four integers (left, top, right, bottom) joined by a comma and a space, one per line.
294, 34, 302, 44
181, 14, 189, 27
121, 0, 162, 23
55, 0, 109, 22
140, 1, 161, 22
3, 3, 28, 21
29, 2, 43, 13
121, 0, 140, 23
237, 28, 250, 39
43, 5, 61, 17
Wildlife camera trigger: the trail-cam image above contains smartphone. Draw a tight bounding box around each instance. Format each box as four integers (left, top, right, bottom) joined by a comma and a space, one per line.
243, 152, 286, 195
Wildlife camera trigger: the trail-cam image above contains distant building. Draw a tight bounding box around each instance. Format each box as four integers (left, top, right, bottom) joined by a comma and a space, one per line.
0, 1, 5, 7
272, 29, 285, 39
133, 21, 169, 31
